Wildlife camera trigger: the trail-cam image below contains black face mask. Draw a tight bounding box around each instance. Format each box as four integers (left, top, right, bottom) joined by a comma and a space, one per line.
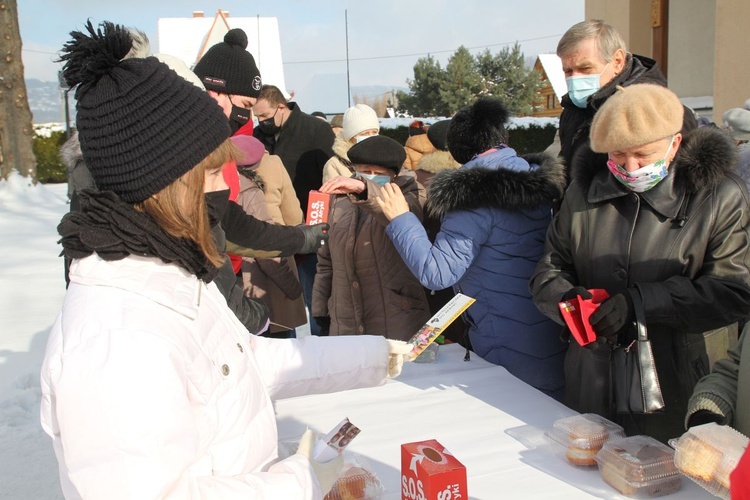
258, 108, 281, 135
229, 106, 251, 135
204, 189, 230, 227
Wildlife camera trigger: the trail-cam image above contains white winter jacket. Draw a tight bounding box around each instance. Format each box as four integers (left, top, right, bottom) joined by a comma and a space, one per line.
40, 255, 390, 499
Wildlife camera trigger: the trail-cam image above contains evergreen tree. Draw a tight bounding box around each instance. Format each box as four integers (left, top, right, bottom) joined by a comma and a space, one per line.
475, 44, 541, 115
440, 46, 482, 114
397, 43, 541, 117
396, 55, 447, 117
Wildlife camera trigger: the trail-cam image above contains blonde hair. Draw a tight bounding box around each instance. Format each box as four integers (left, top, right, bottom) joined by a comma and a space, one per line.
135, 139, 241, 267
557, 19, 627, 63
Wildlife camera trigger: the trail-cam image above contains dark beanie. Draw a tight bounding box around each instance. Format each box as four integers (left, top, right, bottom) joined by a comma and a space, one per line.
447, 97, 510, 164
193, 29, 262, 98
427, 120, 451, 151
348, 135, 406, 173
59, 21, 230, 203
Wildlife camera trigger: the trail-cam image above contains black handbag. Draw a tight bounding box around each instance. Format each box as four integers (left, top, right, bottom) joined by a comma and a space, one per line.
612, 291, 666, 414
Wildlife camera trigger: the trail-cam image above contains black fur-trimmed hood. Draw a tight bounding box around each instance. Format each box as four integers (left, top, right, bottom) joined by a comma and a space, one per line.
425, 151, 566, 218
571, 127, 739, 194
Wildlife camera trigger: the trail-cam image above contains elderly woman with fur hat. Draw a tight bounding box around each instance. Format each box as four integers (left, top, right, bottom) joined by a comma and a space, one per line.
531, 83, 750, 442
377, 98, 568, 399
313, 135, 430, 340
41, 21, 413, 499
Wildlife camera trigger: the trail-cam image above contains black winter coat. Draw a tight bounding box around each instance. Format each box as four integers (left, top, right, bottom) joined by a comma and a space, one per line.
254, 102, 334, 213
531, 127, 750, 442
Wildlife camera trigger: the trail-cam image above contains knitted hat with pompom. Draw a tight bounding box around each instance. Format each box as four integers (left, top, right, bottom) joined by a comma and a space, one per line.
193, 28, 262, 98
59, 21, 230, 203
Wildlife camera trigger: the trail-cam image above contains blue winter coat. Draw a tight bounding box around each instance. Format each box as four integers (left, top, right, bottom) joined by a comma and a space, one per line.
386, 147, 567, 398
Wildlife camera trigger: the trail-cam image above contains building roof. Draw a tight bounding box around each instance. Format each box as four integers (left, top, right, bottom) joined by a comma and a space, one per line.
536, 53, 567, 100
157, 10, 287, 96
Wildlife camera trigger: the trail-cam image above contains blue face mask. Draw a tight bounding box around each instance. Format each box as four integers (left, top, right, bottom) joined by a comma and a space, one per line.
565, 63, 609, 108
359, 173, 391, 186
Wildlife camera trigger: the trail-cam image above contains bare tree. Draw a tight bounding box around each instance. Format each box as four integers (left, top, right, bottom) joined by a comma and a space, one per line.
0, 0, 36, 180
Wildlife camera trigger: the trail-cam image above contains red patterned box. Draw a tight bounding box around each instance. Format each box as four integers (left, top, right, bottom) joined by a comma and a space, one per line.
401, 439, 467, 500
306, 190, 330, 225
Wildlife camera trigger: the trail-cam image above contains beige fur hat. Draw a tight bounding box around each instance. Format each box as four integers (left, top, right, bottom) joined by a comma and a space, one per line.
343, 104, 380, 141
590, 84, 683, 153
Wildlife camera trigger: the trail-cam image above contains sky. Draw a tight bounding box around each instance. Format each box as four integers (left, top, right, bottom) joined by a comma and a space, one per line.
19, 0, 584, 95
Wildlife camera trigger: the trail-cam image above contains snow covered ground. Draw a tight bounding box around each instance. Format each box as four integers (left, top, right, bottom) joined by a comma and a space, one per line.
0, 173, 67, 499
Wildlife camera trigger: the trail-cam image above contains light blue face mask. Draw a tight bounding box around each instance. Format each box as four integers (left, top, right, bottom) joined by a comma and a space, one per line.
565, 63, 609, 108
359, 173, 391, 186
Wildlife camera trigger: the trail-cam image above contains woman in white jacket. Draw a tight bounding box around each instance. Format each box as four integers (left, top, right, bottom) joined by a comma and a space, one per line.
42, 21, 409, 500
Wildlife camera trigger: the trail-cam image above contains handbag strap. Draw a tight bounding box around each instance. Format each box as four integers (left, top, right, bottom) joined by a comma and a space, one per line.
630, 289, 648, 342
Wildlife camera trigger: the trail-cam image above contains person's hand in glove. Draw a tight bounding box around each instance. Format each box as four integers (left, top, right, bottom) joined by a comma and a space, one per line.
314, 316, 331, 336
561, 286, 593, 302
589, 290, 635, 340
386, 339, 414, 378
296, 428, 344, 497
297, 223, 329, 254
686, 409, 726, 428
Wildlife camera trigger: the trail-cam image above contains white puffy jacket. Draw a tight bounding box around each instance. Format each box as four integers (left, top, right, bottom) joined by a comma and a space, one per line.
40, 255, 390, 499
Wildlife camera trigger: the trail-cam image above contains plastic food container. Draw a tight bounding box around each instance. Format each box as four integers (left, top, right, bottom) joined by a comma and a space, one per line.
413, 342, 439, 363
670, 422, 749, 500
324, 465, 384, 500
595, 435, 681, 497
546, 413, 626, 466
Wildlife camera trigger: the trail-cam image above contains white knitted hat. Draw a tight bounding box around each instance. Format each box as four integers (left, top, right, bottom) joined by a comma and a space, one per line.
343, 104, 380, 141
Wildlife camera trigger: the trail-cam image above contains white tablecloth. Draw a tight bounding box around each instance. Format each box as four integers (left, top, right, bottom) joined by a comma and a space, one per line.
276, 343, 711, 499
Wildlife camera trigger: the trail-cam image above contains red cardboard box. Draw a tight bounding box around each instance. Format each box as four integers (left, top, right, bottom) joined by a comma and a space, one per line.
306, 190, 331, 225
401, 439, 467, 500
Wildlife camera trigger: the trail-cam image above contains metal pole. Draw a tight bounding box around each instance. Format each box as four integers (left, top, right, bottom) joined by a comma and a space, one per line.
257, 14, 261, 68
64, 89, 70, 139
345, 9, 351, 107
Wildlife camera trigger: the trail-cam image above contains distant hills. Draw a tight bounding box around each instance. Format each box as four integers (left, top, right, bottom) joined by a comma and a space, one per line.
26, 79, 69, 124
26, 79, 409, 124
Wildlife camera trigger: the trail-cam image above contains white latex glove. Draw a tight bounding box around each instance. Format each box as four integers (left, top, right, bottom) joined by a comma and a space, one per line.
387, 339, 414, 378
297, 428, 344, 496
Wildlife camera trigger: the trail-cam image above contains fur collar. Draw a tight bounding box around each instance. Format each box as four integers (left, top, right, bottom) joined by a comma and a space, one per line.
238, 168, 265, 192
571, 127, 739, 193
60, 131, 83, 169
331, 135, 353, 163
426, 152, 566, 218
416, 150, 460, 174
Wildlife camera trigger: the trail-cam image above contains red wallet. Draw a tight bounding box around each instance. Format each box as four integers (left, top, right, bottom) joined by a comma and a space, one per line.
558, 289, 610, 346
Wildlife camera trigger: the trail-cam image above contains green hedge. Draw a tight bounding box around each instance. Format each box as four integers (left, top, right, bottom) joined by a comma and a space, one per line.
33, 131, 68, 183
380, 123, 556, 156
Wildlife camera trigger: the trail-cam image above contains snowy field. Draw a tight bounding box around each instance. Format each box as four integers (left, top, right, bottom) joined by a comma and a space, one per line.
0, 174, 67, 499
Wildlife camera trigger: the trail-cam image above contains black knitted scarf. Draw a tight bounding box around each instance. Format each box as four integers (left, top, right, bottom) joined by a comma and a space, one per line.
58, 190, 219, 282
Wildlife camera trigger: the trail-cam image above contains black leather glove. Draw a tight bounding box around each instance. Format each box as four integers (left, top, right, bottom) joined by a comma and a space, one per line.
686, 410, 725, 428
561, 286, 593, 302
589, 291, 634, 339
314, 316, 331, 336
298, 223, 329, 254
